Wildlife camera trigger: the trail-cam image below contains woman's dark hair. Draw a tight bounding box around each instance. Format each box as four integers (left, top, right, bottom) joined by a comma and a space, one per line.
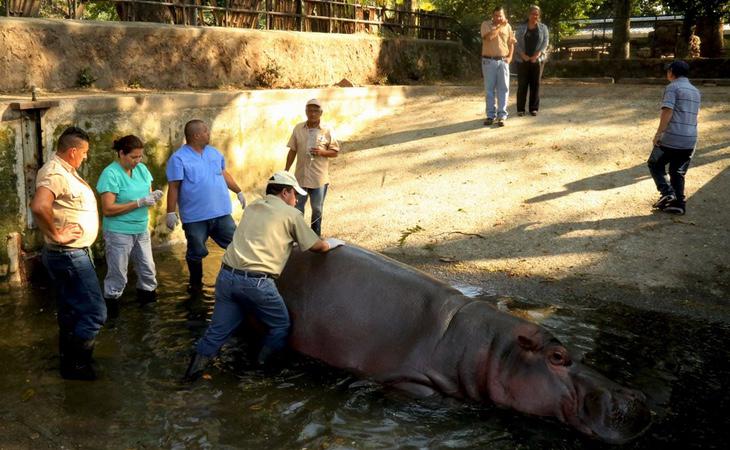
266, 183, 292, 196
112, 135, 144, 155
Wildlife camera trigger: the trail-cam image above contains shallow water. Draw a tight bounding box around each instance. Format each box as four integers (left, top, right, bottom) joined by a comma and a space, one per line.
1, 246, 728, 449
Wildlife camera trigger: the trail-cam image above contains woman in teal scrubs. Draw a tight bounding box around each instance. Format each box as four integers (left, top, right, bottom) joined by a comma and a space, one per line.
96, 135, 163, 318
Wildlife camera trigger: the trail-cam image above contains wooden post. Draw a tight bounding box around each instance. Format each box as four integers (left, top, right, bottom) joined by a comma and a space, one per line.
225, 0, 229, 27
266, 0, 271, 30
7, 232, 26, 287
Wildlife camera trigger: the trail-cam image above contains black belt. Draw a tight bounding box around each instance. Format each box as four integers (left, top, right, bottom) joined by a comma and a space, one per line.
45, 245, 88, 253
482, 56, 507, 60
221, 263, 270, 278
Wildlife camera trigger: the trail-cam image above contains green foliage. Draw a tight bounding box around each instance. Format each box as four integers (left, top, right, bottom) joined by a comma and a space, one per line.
82, 1, 119, 21
587, 0, 668, 17
0, 127, 20, 265
255, 61, 282, 88
661, 0, 730, 19
76, 67, 97, 88
432, 0, 604, 48
127, 77, 143, 89
398, 225, 424, 247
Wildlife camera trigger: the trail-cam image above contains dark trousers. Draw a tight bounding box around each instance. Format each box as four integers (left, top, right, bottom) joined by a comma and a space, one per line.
41, 247, 106, 340
196, 267, 289, 357
647, 145, 694, 203
181, 214, 236, 262
295, 184, 329, 237
516, 61, 544, 113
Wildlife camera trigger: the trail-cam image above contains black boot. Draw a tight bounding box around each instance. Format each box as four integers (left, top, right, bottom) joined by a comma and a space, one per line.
186, 259, 203, 293
256, 346, 275, 366
59, 330, 73, 375
61, 336, 97, 381
105, 297, 119, 319
184, 352, 211, 382
137, 289, 157, 305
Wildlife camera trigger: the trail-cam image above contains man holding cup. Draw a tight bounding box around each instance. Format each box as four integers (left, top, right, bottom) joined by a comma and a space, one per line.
284, 99, 340, 236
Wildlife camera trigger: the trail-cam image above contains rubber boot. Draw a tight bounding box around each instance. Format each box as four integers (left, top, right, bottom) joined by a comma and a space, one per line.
59, 330, 74, 375
256, 346, 275, 367
105, 297, 120, 319
137, 289, 157, 305
186, 259, 203, 293
183, 352, 211, 382
61, 336, 97, 381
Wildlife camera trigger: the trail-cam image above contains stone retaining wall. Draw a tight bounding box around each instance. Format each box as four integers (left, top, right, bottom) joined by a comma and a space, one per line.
0, 85, 441, 280
0, 17, 476, 92
544, 58, 730, 80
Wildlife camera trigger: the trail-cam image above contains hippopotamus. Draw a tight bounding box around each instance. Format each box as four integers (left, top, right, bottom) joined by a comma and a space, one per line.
277, 244, 651, 444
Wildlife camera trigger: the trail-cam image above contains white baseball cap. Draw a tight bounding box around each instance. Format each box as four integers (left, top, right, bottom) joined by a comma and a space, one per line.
305, 98, 322, 108
267, 171, 307, 196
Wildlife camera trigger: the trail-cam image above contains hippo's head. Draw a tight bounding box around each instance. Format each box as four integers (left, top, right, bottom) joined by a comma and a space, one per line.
488, 324, 651, 444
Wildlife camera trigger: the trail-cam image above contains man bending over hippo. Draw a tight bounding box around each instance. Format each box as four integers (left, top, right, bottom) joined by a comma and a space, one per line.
184, 171, 341, 381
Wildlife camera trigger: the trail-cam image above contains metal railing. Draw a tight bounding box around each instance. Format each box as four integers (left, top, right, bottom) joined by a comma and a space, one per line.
551, 15, 694, 59
2, 0, 458, 40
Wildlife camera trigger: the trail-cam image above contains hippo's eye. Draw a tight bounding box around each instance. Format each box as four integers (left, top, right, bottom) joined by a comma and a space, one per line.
549, 350, 572, 367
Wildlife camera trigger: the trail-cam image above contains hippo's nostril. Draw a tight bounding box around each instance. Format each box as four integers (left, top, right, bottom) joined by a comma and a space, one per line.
605, 394, 652, 439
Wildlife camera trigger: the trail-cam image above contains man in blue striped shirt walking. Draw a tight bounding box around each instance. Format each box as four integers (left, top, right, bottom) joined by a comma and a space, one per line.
648, 60, 701, 216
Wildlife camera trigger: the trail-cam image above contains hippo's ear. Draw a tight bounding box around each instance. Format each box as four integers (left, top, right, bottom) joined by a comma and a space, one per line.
517, 334, 539, 352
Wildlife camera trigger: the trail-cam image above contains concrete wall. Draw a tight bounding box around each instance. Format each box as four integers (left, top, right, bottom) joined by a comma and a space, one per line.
0, 85, 435, 280
0, 17, 476, 92
544, 58, 730, 80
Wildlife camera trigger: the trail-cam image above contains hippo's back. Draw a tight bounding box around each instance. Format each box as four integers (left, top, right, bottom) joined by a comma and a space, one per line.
277, 245, 468, 375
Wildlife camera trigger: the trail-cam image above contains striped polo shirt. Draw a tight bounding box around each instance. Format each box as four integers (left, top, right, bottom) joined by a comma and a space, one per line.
660, 77, 701, 150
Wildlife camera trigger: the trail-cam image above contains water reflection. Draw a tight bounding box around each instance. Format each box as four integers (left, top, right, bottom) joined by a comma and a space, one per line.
0, 245, 728, 448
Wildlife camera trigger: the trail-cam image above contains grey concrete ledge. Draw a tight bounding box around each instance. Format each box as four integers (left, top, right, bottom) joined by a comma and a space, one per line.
617, 77, 730, 86
0, 85, 460, 122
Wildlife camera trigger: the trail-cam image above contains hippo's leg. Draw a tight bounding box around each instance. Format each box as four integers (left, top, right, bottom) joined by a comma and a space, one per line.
389, 381, 438, 398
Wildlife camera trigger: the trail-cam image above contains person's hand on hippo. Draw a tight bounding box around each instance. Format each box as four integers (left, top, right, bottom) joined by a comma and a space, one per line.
324, 238, 345, 249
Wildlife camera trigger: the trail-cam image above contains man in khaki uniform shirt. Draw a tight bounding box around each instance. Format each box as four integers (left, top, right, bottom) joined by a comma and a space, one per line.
185, 171, 341, 381
31, 126, 106, 381
285, 98, 340, 236
481, 6, 516, 126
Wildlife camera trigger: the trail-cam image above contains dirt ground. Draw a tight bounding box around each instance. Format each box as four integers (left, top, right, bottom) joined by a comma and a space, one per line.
323, 80, 730, 321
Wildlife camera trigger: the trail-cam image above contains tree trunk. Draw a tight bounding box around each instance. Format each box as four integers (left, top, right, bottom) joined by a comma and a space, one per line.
675, 11, 695, 59
6, 0, 41, 16
696, 16, 724, 57
116, 0, 204, 25
610, 0, 631, 59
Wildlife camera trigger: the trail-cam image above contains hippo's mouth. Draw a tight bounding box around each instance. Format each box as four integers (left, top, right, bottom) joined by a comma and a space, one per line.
572, 389, 652, 444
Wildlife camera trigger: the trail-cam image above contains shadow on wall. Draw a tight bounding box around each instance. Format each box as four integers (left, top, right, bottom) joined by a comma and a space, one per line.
376, 37, 479, 85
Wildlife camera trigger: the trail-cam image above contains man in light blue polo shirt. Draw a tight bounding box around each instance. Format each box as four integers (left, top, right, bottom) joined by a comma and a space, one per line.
165, 119, 247, 291
648, 60, 701, 216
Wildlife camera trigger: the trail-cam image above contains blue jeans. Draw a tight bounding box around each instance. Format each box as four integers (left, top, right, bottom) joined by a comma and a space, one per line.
182, 214, 236, 262
295, 184, 329, 236
103, 230, 157, 298
482, 58, 510, 120
41, 247, 106, 340
647, 145, 694, 203
196, 267, 290, 357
